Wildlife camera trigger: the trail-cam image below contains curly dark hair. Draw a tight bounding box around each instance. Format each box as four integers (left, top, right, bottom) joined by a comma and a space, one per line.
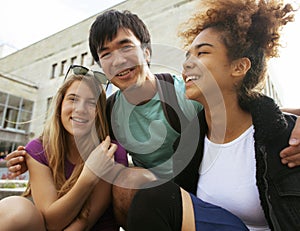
179, 0, 296, 108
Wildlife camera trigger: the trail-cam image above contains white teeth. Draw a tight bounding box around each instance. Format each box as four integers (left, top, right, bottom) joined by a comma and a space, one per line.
117, 70, 131, 76
72, 117, 87, 123
186, 76, 200, 82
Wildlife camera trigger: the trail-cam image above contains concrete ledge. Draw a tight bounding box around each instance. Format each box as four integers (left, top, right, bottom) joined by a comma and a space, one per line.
0, 180, 27, 200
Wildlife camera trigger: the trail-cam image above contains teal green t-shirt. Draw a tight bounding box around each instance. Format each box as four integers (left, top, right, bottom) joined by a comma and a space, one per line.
110, 75, 203, 178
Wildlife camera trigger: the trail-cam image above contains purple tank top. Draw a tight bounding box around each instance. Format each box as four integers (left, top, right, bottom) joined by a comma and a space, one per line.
25, 138, 128, 231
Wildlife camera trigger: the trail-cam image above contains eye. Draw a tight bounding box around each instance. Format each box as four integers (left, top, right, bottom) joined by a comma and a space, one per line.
67, 96, 77, 102
121, 45, 134, 52
100, 52, 111, 59
86, 100, 97, 108
197, 51, 209, 56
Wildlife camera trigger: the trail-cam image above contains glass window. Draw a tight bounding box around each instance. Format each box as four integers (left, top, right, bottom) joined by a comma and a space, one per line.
71, 56, 77, 65
45, 97, 53, 120
17, 110, 31, 131
8, 95, 20, 108
21, 99, 34, 112
81, 52, 88, 66
0, 105, 4, 127
51, 63, 57, 79
4, 107, 18, 129
60, 60, 67, 76
0, 91, 34, 132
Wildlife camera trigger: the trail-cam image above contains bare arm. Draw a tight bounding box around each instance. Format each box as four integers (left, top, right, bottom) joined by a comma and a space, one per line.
63, 180, 112, 231
281, 108, 300, 116
28, 136, 117, 231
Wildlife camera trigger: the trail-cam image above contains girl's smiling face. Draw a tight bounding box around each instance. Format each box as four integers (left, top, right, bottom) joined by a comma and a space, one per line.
182, 27, 236, 103
61, 80, 97, 138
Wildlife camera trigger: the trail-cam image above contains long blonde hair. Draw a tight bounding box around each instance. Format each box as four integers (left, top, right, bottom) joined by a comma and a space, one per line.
25, 74, 109, 198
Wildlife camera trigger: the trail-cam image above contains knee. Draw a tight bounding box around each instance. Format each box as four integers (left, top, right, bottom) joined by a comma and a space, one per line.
0, 196, 30, 217
0, 196, 43, 229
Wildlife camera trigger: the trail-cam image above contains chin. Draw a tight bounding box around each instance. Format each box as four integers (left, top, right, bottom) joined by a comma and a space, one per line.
185, 89, 196, 100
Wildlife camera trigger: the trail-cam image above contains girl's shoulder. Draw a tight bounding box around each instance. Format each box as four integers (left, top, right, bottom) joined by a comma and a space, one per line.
25, 138, 48, 166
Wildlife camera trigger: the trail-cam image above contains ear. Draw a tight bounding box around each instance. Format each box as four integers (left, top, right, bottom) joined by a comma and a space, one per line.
231, 57, 251, 77
144, 48, 151, 64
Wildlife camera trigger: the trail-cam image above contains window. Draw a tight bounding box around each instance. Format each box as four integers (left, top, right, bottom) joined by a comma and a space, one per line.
51, 63, 57, 79
71, 56, 77, 65
60, 60, 67, 76
91, 57, 95, 66
81, 52, 88, 66
0, 92, 34, 132
45, 97, 53, 121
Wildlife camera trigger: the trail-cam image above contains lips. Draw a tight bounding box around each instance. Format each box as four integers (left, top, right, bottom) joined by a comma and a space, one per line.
71, 117, 88, 124
116, 69, 132, 76
115, 67, 136, 79
185, 76, 200, 82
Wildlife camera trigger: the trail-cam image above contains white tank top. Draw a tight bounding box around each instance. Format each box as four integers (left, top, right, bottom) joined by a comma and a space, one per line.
197, 126, 270, 231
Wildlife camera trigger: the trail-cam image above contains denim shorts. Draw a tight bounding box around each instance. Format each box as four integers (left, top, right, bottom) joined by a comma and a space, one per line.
189, 193, 249, 231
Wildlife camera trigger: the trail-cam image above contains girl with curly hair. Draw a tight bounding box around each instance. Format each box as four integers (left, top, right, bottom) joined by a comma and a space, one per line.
127, 0, 299, 230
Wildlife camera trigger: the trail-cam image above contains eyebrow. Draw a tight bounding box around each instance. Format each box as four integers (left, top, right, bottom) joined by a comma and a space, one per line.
98, 38, 134, 53
186, 42, 213, 58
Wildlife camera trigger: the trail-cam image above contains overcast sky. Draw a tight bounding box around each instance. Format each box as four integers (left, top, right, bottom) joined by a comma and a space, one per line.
0, 0, 299, 108
0, 0, 124, 49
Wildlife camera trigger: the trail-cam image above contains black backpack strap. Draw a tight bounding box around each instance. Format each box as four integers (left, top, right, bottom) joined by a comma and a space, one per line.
155, 73, 189, 133
106, 91, 117, 140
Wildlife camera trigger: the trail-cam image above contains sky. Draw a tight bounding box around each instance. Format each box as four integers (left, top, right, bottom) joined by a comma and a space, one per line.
0, 0, 300, 108
0, 0, 125, 49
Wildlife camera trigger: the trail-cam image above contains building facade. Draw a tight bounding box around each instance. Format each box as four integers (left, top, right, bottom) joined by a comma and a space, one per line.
0, 0, 281, 154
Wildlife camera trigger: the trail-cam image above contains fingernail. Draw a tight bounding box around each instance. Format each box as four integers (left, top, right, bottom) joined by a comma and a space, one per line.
289, 138, 299, 145
288, 162, 296, 168
281, 159, 288, 164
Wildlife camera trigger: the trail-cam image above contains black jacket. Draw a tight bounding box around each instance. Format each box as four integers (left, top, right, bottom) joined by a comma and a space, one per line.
174, 96, 300, 231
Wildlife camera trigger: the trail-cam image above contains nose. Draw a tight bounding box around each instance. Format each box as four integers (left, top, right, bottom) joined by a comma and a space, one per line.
112, 50, 127, 67
183, 55, 196, 71
74, 101, 87, 114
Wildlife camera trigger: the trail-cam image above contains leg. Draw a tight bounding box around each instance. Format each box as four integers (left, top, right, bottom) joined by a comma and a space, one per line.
112, 167, 157, 230
0, 196, 46, 231
127, 181, 183, 231
181, 188, 196, 231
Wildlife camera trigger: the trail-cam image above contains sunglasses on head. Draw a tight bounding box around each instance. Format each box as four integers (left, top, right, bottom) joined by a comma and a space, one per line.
64, 64, 108, 86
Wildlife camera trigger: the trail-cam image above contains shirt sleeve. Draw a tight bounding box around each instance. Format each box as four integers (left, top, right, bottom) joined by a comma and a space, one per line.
25, 138, 49, 166
112, 140, 128, 167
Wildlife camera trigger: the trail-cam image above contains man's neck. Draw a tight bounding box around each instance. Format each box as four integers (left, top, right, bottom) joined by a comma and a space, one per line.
122, 73, 157, 105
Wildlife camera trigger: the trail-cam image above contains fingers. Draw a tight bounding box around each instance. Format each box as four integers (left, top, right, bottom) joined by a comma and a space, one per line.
280, 146, 300, 168
101, 136, 117, 158
6, 152, 26, 167
288, 117, 300, 146
5, 149, 26, 162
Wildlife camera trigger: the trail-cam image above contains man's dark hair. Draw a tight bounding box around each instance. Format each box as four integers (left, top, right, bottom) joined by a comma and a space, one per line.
89, 9, 152, 64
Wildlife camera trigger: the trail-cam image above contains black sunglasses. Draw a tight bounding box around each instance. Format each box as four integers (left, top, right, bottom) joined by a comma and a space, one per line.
64, 65, 108, 85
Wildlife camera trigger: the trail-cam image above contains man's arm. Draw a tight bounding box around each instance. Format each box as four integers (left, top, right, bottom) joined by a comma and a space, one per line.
280, 115, 300, 168
281, 108, 300, 116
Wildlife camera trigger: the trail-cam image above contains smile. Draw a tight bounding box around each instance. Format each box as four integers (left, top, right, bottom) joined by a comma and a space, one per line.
116, 67, 135, 77
71, 117, 88, 123
186, 76, 200, 82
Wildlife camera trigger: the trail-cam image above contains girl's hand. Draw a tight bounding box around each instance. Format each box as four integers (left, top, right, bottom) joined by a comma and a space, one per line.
84, 136, 117, 179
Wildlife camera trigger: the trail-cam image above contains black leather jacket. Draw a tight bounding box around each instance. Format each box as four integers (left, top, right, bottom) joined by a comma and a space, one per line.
174, 96, 300, 231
